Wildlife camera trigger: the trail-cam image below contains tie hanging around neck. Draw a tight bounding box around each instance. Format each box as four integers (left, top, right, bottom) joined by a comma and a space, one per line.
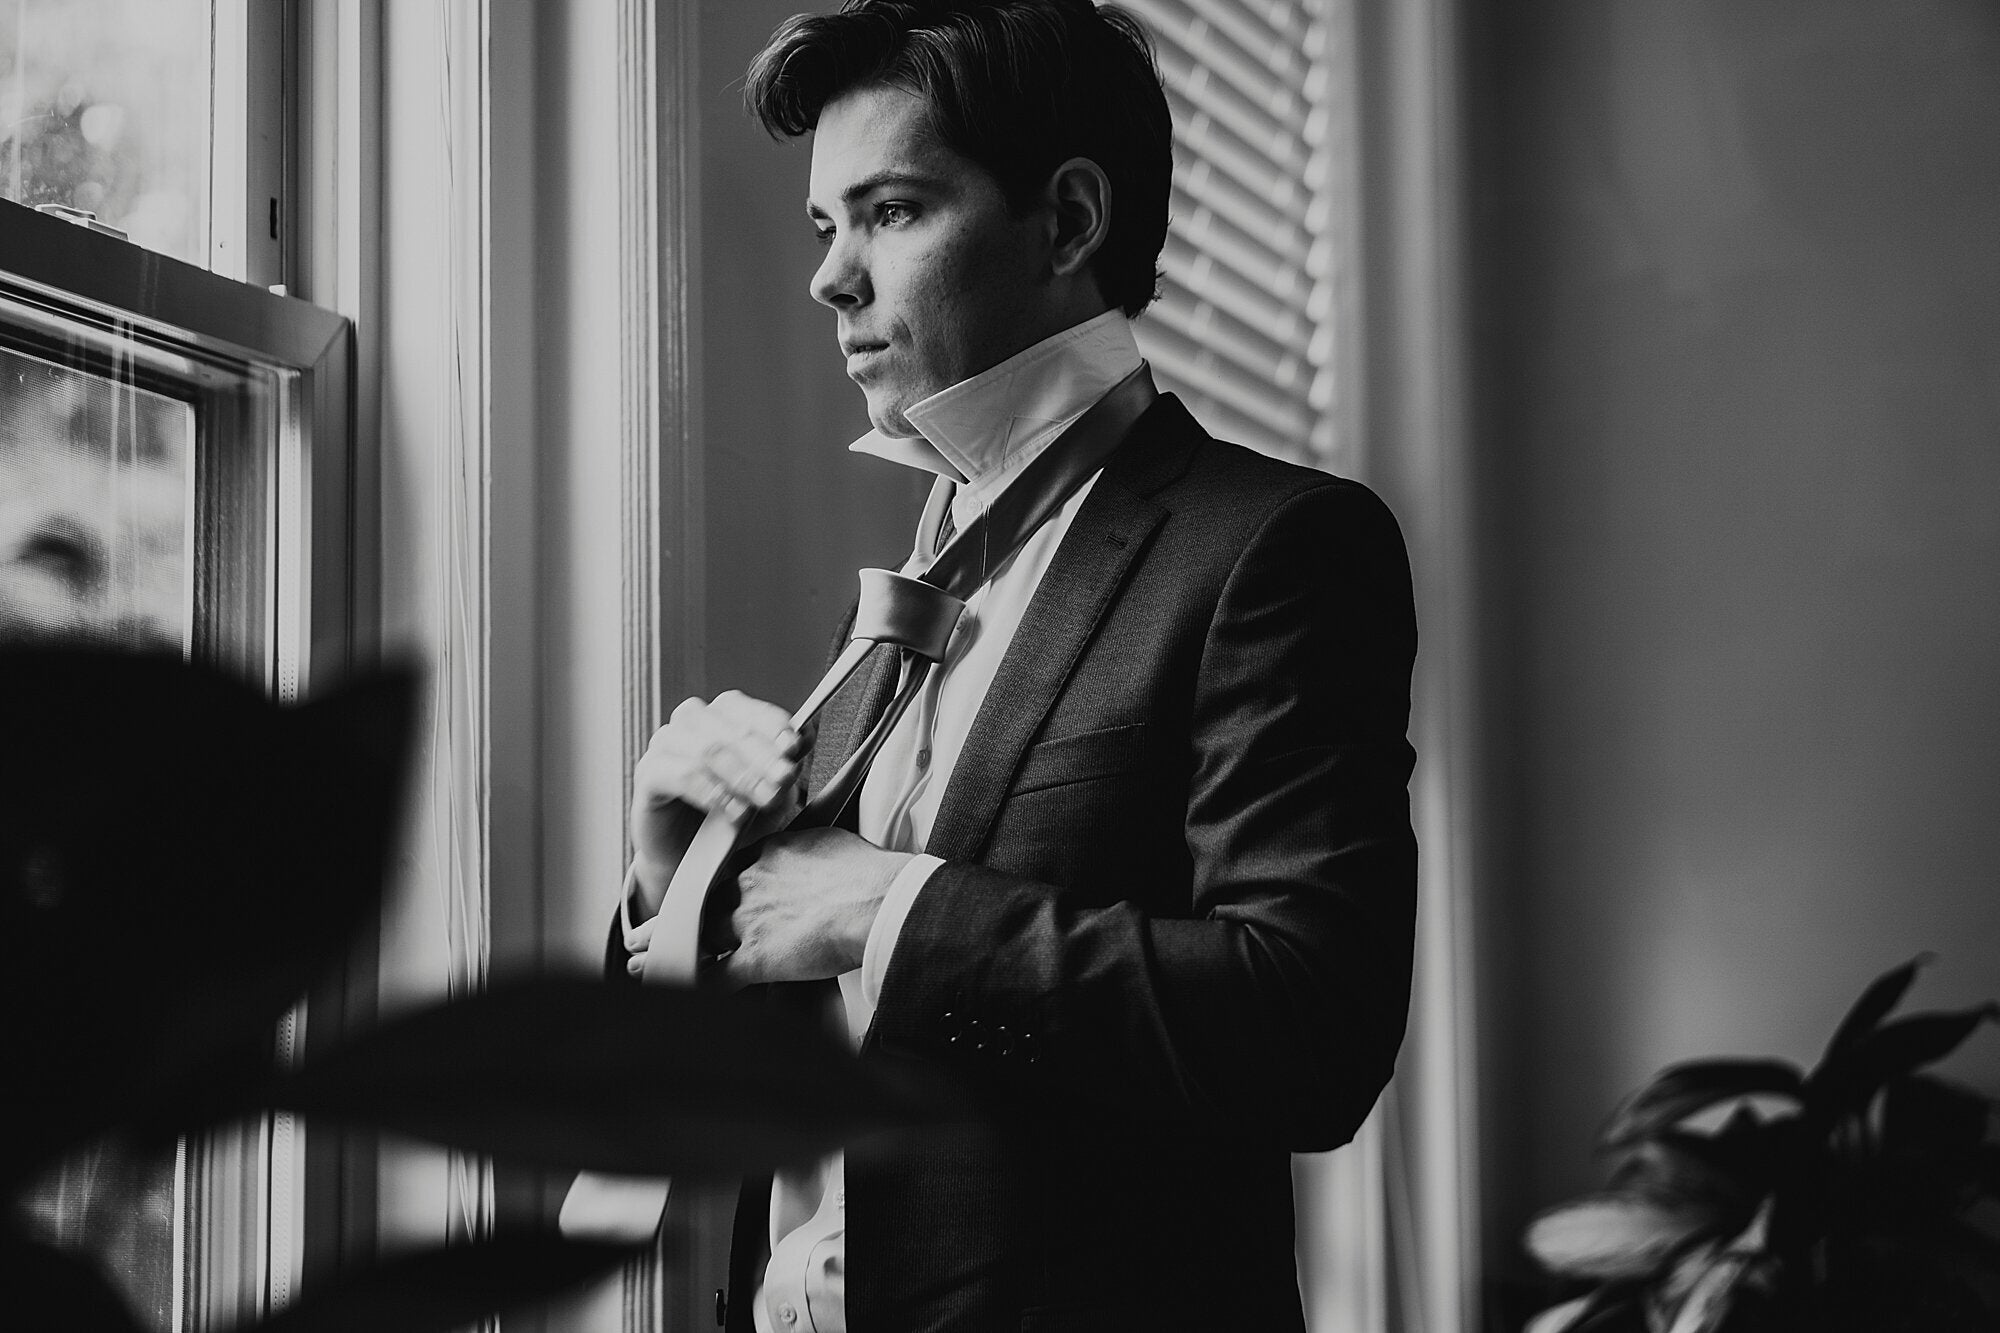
561, 363, 1158, 1243
634, 363, 1156, 989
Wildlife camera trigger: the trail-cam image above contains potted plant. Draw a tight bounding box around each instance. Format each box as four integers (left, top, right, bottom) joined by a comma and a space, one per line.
1525, 958, 2000, 1332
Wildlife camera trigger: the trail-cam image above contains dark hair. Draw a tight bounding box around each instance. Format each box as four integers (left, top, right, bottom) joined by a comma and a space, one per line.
745, 0, 1172, 317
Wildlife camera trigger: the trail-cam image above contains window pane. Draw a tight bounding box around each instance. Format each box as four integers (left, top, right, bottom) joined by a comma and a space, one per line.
18, 1141, 182, 1329
0, 0, 212, 264
2, 338, 197, 1332
0, 343, 196, 650
4, 199, 355, 1331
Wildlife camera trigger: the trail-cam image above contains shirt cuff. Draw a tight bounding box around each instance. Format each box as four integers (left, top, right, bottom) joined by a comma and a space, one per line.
862, 853, 943, 1006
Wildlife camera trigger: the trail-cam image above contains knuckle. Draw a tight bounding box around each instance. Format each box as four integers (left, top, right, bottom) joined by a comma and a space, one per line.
705, 743, 745, 779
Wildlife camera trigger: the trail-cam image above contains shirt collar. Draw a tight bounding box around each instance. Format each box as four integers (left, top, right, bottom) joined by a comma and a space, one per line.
848, 309, 1143, 502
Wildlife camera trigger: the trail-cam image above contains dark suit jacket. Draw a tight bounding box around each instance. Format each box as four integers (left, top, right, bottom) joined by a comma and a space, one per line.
623, 393, 1417, 1332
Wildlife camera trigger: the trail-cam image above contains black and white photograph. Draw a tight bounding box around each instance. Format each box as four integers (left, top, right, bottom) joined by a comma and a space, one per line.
4, 3, 1996, 1331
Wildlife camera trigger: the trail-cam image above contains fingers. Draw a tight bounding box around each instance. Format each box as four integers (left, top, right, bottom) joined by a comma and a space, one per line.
623, 916, 655, 977
624, 916, 655, 954
646, 692, 802, 817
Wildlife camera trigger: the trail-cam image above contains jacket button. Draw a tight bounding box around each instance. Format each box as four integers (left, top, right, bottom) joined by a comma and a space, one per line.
713, 1288, 727, 1327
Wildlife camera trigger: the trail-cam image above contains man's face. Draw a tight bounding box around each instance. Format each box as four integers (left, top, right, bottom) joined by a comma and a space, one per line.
807, 83, 1053, 438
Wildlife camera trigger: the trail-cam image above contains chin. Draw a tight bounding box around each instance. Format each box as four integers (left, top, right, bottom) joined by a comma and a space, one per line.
865, 397, 920, 439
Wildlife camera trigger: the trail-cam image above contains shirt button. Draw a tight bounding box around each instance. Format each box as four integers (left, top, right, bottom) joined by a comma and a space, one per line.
915, 745, 931, 769
778, 1302, 798, 1325
836, 1188, 845, 1208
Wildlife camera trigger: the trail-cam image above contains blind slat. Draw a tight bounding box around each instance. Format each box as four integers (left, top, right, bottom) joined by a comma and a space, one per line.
1167, 196, 1309, 312
1125, 0, 1335, 460
1171, 171, 1308, 269
1144, 274, 1312, 386
1135, 319, 1312, 439
1159, 237, 1310, 342
1138, 1, 1309, 124
1185, 0, 1309, 55
1135, 0, 1307, 95
1171, 117, 1304, 221
1155, 42, 1306, 175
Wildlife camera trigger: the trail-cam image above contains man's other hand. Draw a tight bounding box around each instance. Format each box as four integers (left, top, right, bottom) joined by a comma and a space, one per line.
707, 826, 913, 986
629, 690, 803, 912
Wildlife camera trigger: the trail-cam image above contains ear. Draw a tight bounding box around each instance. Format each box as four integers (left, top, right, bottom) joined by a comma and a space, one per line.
1043, 156, 1112, 281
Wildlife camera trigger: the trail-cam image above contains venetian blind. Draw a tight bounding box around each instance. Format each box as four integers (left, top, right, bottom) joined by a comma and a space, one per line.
1120, 0, 1350, 463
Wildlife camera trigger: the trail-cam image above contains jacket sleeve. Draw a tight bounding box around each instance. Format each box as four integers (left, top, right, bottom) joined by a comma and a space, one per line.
864, 480, 1418, 1151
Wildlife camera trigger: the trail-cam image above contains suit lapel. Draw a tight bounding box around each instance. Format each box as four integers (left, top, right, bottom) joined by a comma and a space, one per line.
924, 440, 1179, 862
924, 396, 1207, 861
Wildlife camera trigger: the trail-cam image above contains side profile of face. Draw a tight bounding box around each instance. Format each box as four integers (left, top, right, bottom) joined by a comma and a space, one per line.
807, 83, 1058, 438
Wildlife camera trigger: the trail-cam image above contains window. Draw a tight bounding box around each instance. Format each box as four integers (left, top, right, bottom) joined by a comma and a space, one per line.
2, 7, 345, 1324
1, 0, 287, 283
1125, 0, 1355, 465
4, 197, 352, 1329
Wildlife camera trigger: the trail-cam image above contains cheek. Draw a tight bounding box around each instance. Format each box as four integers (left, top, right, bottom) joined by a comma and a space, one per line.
902, 254, 999, 376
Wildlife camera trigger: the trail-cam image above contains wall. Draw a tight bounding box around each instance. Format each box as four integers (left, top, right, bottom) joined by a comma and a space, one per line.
1470, 0, 2000, 1307
698, 0, 931, 709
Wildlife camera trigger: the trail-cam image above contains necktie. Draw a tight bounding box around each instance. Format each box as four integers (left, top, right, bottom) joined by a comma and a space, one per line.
560, 363, 1157, 1241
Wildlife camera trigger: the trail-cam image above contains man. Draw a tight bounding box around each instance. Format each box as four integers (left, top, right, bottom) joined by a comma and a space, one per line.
615, 2, 1418, 1328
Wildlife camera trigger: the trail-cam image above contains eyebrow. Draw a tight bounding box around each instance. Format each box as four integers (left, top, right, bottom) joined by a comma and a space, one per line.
805, 170, 948, 217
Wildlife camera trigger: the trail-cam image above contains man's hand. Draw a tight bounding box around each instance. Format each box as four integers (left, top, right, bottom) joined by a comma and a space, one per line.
629, 691, 803, 914
624, 826, 914, 985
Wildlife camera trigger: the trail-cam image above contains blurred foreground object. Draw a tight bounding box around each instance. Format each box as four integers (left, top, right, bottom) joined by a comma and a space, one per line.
0, 648, 951, 1332
1525, 956, 2000, 1333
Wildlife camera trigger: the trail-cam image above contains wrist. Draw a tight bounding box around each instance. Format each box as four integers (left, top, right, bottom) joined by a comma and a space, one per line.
845, 849, 913, 963
630, 854, 676, 915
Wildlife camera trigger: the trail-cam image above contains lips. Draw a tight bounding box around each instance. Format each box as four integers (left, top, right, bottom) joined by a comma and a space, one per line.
842, 340, 889, 380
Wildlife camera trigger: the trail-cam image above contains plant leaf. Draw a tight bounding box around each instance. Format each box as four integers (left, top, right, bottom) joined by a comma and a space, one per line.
1881, 1074, 1993, 1158
1659, 1250, 1752, 1333
1806, 1006, 2000, 1124
1818, 955, 1932, 1068
4, 1232, 147, 1333
255, 975, 958, 1177
1602, 1060, 1804, 1149
1568, 1287, 1651, 1333
1525, 1194, 1719, 1279
233, 1236, 638, 1333
1610, 1128, 1770, 1216
0, 650, 418, 1185
1522, 1286, 1650, 1333
1524, 1297, 1591, 1333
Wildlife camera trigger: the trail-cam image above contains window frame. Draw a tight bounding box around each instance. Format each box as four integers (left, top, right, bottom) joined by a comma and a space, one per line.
0, 185, 355, 1329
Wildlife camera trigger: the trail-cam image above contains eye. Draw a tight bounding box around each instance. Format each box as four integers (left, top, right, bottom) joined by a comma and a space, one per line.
876, 201, 917, 227
811, 222, 835, 247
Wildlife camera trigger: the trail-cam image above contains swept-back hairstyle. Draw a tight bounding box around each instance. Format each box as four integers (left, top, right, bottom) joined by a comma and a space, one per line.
745, 0, 1172, 317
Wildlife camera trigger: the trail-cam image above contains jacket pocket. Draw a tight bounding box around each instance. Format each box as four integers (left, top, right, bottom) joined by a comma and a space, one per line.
1009, 722, 1148, 796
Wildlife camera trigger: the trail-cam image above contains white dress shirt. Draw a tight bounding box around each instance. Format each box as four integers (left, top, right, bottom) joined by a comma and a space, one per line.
753, 309, 1144, 1333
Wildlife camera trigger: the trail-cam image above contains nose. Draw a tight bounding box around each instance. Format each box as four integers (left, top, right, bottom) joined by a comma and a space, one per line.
809, 232, 868, 310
